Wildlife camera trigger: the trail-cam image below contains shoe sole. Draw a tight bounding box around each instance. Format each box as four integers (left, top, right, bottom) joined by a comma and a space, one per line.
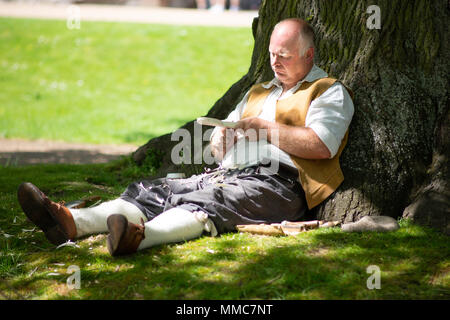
18, 183, 56, 229
44, 225, 70, 245
106, 214, 128, 256
18, 182, 69, 245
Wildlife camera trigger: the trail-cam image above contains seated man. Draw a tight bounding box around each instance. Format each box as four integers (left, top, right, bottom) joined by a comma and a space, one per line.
17, 18, 354, 256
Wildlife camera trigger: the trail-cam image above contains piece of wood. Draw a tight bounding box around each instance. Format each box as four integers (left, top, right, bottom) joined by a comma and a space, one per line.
319, 221, 341, 228
237, 220, 342, 236
236, 224, 284, 236
279, 220, 320, 235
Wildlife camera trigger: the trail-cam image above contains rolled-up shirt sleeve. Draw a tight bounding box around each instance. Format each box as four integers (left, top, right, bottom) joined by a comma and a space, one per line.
305, 82, 354, 158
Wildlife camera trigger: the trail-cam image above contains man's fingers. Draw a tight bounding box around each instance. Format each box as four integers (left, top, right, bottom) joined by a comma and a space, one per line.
235, 119, 248, 130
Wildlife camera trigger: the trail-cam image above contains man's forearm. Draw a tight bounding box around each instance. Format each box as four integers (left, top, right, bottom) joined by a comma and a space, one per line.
235, 117, 331, 160
267, 122, 331, 159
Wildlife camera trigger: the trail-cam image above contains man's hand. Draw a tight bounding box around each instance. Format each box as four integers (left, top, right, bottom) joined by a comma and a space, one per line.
210, 118, 267, 161
210, 127, 237, 161
234, 117, 270, 141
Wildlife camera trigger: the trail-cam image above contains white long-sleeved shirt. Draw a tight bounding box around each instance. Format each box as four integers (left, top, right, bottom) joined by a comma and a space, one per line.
216, 65, 354, 169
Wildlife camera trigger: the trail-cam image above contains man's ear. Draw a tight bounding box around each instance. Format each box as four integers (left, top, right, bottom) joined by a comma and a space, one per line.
305, 47, 314, 62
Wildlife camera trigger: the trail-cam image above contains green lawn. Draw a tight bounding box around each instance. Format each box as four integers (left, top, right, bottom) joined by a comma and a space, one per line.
0, 17, 253, 145
0, 18, 449, 300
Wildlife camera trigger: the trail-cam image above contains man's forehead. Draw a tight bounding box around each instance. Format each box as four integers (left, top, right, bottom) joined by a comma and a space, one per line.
269, 33, 300, 53
272, 21, 301, 37
271, 25, 300, 43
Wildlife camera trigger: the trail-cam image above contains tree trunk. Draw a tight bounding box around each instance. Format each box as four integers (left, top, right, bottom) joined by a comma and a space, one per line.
133, 0, 449, 234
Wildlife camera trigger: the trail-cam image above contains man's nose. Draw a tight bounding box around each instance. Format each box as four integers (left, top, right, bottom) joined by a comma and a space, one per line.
271, 54, 280, 66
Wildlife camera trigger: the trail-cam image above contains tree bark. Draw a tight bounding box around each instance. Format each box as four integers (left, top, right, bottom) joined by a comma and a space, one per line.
133, 0, 449, 234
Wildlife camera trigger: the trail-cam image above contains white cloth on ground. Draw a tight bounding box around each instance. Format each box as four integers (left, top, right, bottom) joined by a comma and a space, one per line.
341, 216, 399, 232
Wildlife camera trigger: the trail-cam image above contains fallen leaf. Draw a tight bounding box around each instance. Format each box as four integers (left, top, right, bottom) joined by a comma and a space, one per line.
56, 241, 80, 249
28, 267, 38, 277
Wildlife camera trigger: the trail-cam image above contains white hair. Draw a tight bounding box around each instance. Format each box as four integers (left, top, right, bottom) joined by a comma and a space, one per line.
273, 18, 315, 57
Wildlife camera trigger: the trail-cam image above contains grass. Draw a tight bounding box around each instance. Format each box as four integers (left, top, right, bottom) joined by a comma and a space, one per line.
0, 160, 449, 300
0, 17, 253, 145
0, 17, 449, 300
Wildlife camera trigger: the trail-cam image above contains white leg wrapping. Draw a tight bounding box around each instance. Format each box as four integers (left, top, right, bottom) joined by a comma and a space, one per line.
70, 198, 147, 238
137, 207, 217, 251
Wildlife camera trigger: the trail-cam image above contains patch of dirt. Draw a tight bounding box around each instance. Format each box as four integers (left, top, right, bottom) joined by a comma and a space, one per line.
0, 138, 138, 166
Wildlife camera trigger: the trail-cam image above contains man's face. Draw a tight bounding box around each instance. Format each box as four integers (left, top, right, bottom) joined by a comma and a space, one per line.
269, 26, 312, 89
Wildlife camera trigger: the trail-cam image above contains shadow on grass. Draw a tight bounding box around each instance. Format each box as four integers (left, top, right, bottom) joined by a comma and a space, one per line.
4, 223, 448, 300
105, 225, 449, 299
0, 151, 129, 167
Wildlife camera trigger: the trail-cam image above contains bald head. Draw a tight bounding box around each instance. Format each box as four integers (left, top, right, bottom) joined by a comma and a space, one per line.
268, 18, 315, 90
272, 18, 315, 57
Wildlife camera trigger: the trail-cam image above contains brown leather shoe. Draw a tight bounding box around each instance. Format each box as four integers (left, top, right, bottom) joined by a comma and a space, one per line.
106, 214, 146, 256
17, 182, 77, 245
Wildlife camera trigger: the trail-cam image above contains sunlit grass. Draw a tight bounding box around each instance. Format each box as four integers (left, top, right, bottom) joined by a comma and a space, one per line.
0, 17, 253, 145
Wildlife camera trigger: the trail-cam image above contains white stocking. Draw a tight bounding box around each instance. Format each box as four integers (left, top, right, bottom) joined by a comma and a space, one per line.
70, 198, 147, 238
137, 207, 217, 251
